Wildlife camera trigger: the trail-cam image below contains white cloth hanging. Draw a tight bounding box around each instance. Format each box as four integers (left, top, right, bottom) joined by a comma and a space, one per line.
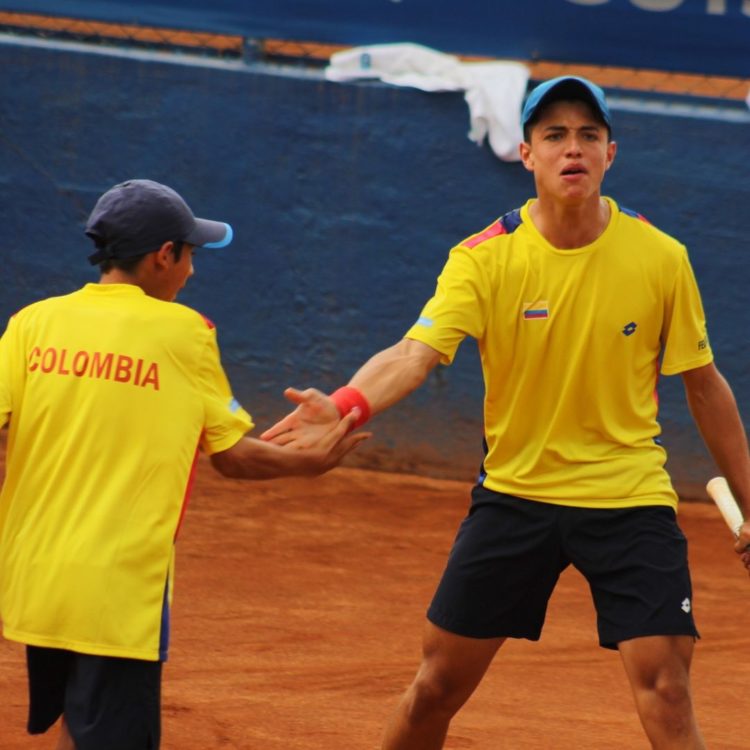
325, 43, 529, 162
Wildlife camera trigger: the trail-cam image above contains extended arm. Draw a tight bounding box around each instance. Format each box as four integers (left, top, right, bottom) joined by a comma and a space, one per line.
682, 362, 750, 568
348, 337, 442, 414
211, 410, 369, 479
261, 338, 442, 445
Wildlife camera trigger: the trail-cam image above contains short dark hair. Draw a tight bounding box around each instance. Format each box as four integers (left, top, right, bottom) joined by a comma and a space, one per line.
96, 240, 184, 274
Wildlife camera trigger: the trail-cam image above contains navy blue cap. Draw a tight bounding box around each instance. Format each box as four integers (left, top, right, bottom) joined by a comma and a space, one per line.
521, 76, 611, 132
85, 179, 233, 265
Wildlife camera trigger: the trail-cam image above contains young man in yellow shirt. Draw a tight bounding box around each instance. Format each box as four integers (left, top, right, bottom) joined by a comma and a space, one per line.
264, 77, 750, 749
0, 179, 367, 750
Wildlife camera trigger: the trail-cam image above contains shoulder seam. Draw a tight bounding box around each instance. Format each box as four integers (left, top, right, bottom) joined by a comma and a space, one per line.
462, 208, 523, 249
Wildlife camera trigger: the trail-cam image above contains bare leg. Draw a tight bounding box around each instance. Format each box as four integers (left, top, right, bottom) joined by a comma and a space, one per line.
55, 718, 75, 750
618, 635, 705, 749
381, 620, 505, 750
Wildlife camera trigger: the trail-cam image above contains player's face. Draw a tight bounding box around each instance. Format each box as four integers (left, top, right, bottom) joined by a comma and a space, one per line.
520, 100, 616, 205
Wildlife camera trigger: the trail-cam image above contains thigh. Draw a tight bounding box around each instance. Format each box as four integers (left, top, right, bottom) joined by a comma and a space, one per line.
567, 506, 699, 649
64, 653, 162, 750
427, 486, 568, 640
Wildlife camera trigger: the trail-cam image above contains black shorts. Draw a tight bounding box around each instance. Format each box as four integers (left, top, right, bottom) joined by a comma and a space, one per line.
427, 485, 699, 649
26, 646, 162, 750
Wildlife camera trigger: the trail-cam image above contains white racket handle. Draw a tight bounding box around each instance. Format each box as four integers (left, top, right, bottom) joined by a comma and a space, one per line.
706, 477, 745, 538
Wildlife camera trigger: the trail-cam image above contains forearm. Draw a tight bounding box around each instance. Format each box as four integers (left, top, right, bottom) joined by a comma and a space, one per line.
210, 436, 317, 480
347, 338, 441, 416
260, 339, 439, 446
684, 366, 750, 516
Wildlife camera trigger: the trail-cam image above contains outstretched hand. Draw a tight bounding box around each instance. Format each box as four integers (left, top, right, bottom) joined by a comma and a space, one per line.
261, 387, 347, 449
311, 408, 371, 473
735, 521, 750, 577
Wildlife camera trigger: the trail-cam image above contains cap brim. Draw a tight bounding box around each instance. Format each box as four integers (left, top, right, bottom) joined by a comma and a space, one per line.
185, 218, 233, 249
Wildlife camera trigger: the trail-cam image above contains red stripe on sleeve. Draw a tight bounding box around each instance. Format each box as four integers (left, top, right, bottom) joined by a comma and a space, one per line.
463, 221, 507, 249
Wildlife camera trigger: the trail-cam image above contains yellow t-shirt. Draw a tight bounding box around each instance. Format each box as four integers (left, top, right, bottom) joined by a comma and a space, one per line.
0, 284, 252, 660
406, 198, 712, 508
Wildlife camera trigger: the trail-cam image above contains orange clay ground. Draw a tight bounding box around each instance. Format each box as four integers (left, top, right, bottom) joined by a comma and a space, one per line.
1, 454, 748, 749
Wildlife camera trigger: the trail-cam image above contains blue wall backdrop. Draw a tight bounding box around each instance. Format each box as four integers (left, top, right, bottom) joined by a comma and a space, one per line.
1, 36, 748, 495
5, 0, 750, 76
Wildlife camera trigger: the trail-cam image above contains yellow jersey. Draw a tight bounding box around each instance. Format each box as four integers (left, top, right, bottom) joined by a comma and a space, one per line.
0, 283, 252, 660
406, 198, 712, 508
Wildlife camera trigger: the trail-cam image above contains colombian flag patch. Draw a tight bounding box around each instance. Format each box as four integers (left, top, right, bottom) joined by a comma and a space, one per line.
523, 301, 549, 320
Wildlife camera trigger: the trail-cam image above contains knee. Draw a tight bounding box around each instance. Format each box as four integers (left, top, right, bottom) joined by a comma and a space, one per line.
405, 669, 468, 722
656, 675, 693, 711
637, 671, 693, 719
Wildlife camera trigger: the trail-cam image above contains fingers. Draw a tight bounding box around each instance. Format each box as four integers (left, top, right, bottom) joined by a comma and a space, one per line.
282, 387, 307, 405
331, 417, 371, 454
339, 407, 361, 434
260, 388, 319, 440
735, 543, 750, 576
318, 430, 371, 472
283, 386, 327, 406
311, 408, 368, 456
268, 430, 298, 447
343, 431, 372, 451
259, 415, 296, 441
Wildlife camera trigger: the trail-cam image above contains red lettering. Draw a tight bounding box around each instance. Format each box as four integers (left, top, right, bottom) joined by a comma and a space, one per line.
26, 346, 158, 389
140, 362, 160, 391
90, 352, 113, 379
114, 355, 133, 383
58, 348, 70, 375
28, 346, 41, 372
72, 351, 89, 376
41, 347, 57, 373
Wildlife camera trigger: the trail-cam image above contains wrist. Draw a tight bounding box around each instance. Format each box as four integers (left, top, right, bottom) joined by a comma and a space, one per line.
330, 386, 371, 429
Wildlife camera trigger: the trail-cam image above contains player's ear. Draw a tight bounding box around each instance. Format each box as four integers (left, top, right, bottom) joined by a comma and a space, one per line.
519, 141, 534, 172
153, 241, 175, 268
605, 140, 617, 170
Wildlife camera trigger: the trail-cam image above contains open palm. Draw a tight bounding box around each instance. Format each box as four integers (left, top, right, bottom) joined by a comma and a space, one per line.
260, 387, 342, 449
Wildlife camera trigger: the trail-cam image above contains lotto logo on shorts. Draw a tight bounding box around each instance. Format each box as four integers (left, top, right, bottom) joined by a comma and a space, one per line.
681, 597, 691, 613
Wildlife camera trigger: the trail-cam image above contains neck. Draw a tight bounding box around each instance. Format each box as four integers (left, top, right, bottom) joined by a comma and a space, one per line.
528, 195, 610, 249
99, 269, 139, 286
99, 268, 162, 299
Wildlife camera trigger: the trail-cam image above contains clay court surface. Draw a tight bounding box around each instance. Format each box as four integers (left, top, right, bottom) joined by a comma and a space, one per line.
1, 456, 748, 749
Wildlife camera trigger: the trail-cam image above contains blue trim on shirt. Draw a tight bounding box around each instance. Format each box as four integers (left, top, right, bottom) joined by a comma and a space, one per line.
499, 208, 523, 234
159, 577, 170, 662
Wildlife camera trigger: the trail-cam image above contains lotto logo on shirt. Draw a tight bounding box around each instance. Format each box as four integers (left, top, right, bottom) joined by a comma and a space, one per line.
28, 346, 160, 390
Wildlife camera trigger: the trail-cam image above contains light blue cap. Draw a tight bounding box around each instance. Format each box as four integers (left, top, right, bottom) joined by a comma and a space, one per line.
521, 76, 611, 131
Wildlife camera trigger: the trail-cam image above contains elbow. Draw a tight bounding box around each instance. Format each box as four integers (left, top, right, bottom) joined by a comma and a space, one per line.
683, 363, 724, 406
210, 450, 241, 478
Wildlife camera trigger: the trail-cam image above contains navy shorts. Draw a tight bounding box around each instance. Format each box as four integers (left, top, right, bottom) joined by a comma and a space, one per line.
427, 485, 699, 649
26, 646, 162, 750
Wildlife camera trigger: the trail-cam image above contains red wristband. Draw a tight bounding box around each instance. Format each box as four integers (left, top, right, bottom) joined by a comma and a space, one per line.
330, 386, 371, 429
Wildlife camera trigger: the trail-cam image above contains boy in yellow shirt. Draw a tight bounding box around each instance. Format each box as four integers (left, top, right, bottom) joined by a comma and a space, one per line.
264, 77, 750, 749
0, 179, 367, 750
